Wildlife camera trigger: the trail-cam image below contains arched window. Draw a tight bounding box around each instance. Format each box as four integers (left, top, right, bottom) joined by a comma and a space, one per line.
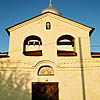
57, 35, 77, 56
23, 35, 42, 56
46, 22, 51, 30
38, 65, 54, 76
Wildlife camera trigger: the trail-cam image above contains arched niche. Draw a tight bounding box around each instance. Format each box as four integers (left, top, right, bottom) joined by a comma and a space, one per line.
38, 65, 54, 76
46, 22, 51, 30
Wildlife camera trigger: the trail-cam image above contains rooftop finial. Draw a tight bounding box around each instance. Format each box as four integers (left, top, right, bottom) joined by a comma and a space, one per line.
49, 0, 52, 6
40, 0, 62, 15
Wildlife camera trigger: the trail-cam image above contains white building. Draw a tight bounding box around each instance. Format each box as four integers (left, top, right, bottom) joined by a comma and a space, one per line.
0, 1, 100, 100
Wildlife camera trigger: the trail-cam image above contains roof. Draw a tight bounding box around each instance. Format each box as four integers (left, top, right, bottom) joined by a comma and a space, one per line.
6, 12, 95, 36
0, 52, 9, 58
91, 52, 100, 58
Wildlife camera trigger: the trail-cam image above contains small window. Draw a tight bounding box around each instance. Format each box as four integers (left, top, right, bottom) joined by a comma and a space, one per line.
23, 35, 42, 56
38, 65, 54, 76
46, 22, 51, 30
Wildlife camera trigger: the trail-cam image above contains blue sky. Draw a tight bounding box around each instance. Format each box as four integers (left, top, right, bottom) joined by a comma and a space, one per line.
0, 0, 100, 52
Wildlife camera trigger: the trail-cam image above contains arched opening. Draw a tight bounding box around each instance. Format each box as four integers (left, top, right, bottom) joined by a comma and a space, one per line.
38, 65, 54, 76
46, 22, 51, 30
57, 35, 77, 56
23, 35, 42, 56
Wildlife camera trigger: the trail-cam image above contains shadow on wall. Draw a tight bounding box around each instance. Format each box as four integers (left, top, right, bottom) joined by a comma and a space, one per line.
0, 71, 31, 100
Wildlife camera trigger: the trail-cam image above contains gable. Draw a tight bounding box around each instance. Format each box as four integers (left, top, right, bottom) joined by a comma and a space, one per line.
6, 12, 94, 36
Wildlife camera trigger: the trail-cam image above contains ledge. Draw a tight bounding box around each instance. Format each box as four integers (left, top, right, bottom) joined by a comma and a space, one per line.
91, 52, 100, 58
0, 52, 9, 58
57, 50, 77, 56
23, 50, 42, 56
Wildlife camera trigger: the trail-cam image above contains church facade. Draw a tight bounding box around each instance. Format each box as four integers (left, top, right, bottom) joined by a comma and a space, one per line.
0, 1, 100, 100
